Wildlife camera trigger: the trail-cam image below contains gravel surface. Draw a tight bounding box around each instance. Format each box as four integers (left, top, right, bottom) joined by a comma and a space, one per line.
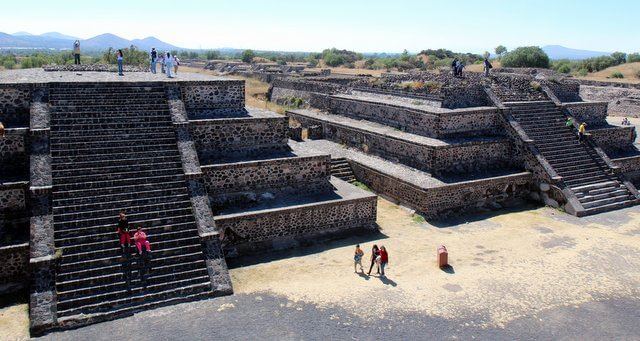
0, 68, 225, 84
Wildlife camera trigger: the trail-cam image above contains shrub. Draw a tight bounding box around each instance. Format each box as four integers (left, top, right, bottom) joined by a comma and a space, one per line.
2, 60, 16, 69
530, 81, 542, 91
577, 68, 589, 77
628, 53, 640, 63
579, 55, 622, 72
611, 71, 624, 79
241, 49, 255, 63
557, 64, 571, 74
501, 46, 550, 68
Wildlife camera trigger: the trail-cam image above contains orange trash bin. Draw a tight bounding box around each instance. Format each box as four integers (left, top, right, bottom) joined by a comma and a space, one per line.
437, 245, 448, 268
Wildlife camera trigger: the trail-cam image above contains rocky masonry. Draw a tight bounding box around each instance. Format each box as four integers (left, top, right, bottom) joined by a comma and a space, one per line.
0, 70, 377, 334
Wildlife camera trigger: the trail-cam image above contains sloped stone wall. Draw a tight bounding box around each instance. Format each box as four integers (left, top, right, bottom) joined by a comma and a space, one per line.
0, 243, 29, 289
0, 129, 28, 177
0, 85, 31, 126
545, 81, 582, 103
351, 161, 532, 218
190, 117, 288, 161
563, 102, 608, 125
591, 126, 637, 155
181, 82, 245, 110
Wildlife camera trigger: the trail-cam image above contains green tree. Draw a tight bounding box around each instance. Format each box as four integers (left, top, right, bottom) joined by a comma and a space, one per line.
611, 52, 627, 65
495, 45, 507, 58
241, 49, 255, 63
501, 46, 549, 68
204, 50, 221, 60
628, 53, 640, 63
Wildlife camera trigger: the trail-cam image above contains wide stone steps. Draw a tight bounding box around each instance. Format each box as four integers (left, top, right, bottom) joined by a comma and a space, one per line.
51, 103, 170, 112
50, 131, 176, 144
57, 267, 210, 308
48, 87, 165, 94
50, 97, 167, 105
54, 199, 192, 222
51, 137, 178, 151
51, 115, 173, 125
51, 121, 173, 132
54, 206, 194, 231
53, 159, 182, 177
51, 126, 175, 139
51, 143, 178, 157
53, 186, 188, 208
52, 180, 187, 201
59, 243, 202, 274
56, 281, 212, 319
330, 158, 356, 183
52, 173, 184, 192
53, 167, 183, 186
56, 258, 207, 292
54, 192, 190, 215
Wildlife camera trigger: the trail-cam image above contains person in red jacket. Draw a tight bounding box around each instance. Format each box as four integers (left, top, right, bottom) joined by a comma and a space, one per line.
379, 245, 389, 276
116, 211, 131, 256
133, 226, 151, 255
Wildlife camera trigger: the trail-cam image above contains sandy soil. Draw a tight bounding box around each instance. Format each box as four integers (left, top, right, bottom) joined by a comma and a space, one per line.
230, 198, 640, 328
578, 62, 640, 84
0, 304, 29, 341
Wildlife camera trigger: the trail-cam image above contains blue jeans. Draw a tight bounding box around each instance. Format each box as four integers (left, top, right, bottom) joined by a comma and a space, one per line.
150, 58, 156, 73
166, 63, 173, 78
380, 262, 387, 276
117, 60, 123, 75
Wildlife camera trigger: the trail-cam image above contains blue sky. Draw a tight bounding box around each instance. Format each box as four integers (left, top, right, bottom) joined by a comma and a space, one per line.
2, 0, 639, 53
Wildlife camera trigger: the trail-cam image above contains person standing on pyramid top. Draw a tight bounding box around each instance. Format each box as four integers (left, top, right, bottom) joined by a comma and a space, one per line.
73, 40, 81, 65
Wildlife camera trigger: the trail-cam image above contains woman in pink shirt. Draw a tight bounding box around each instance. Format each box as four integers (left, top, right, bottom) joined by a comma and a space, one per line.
133, 226, 151, 255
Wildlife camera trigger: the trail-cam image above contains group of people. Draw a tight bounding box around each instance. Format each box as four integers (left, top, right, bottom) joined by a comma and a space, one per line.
451, 58, 465, 77
116, 211, 152, 286
566, 117, 589, 142
354, 244, 389, 277
621, 117, 632, 126
149, 47, 181, 78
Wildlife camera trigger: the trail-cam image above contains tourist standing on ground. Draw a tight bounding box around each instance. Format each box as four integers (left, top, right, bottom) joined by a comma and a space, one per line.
116, 49, 124, 76
354, 244, 365, 273
578, 122, 587, 142
379, 246, 389, 276
173, 55, 180, 74
367, 244, 380, 275
165, 52, 174, 78
73, 40, 81, 65
116, 211, 131, 256
150, 48, 158, 74
451, 58, 458, 76
483, 57, 493, 77
456, 61, 465, 77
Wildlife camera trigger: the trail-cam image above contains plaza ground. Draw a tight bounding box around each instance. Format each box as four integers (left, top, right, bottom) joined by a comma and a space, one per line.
2, 196, 639, 340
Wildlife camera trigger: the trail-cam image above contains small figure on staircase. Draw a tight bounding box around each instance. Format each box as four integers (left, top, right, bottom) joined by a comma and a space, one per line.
134, 226, 152, 287
73, 40, 81, 65
116, 211, 132, 256
565, 117, 574, 128
578, 122, 587, 142
0, 121, 5, 138
451, 58, 459, 77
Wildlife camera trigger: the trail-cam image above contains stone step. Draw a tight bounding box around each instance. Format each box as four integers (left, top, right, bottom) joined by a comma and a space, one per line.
54, 191, 189, 215
562, 169, 611, 181
50, 131, 176, 145
51, 121, 173, 132
580, 193, 632, 209
578, 189, 630, 203
556, 165, 605, 177
53, 186, 188, 208
51, 103, 170, 112
59, 244, 203, 274
55, 223, 197, 250
554, 161, 607, 173
575, 184, 626, 197
54, 207, 194, 232
50, 98, 167, 106
53, 159, 182, 177
53, 166, 183, 185
55, 249, 203, 284
60, 235, 201, 264
52, 174, 184, 192
49, 91, 166, 99
57, 267, 209, 305
54, 199, 192, 223
503, 101, 555, 107
580, 199, 636, 215
56, 258, 206, 292
51, 110, 174, 119
52, 143, 178, 157
535, 137, 580, 145
52, 180, 187, 201
52, 150, 180, 166
51, 115, 173, 125
51, 124, 175, 137
51, 136, 178, 150
527, 131, 575, 139
565, 175, 615, 187
56, 281, 212, 319
537, 143, 584, 152
570, 180, 620, 192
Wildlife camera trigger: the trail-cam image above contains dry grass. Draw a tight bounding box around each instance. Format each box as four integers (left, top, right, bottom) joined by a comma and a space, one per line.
465, 60, 502, 73
180, 66, 288, 114
578, 62, 640, 84
0, 303, 29, 340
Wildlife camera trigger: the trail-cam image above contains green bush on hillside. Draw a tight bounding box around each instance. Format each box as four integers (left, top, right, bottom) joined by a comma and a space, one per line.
611, 71, 624, 79
628, 53, 640, 63
501, 46, 550, 68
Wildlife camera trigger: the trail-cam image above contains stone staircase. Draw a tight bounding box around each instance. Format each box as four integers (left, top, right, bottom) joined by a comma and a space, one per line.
48, 83, 213, 322
505, 100, 640, 215
330, 158, 356, 183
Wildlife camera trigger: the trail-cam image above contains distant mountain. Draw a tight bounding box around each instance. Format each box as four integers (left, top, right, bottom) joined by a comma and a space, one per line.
40, 32, 79, 41
542, 45, 611, 60
13, 31, 33, 36
0, 32, 181, 51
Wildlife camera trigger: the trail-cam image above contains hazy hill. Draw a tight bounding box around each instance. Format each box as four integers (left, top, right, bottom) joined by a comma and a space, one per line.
542, 45, 611, 60
0, 32, 180, 51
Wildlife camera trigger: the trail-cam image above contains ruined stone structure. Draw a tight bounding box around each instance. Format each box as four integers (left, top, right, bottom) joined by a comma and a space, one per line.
0, 69, 376, 334
273, 69, 640, 217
